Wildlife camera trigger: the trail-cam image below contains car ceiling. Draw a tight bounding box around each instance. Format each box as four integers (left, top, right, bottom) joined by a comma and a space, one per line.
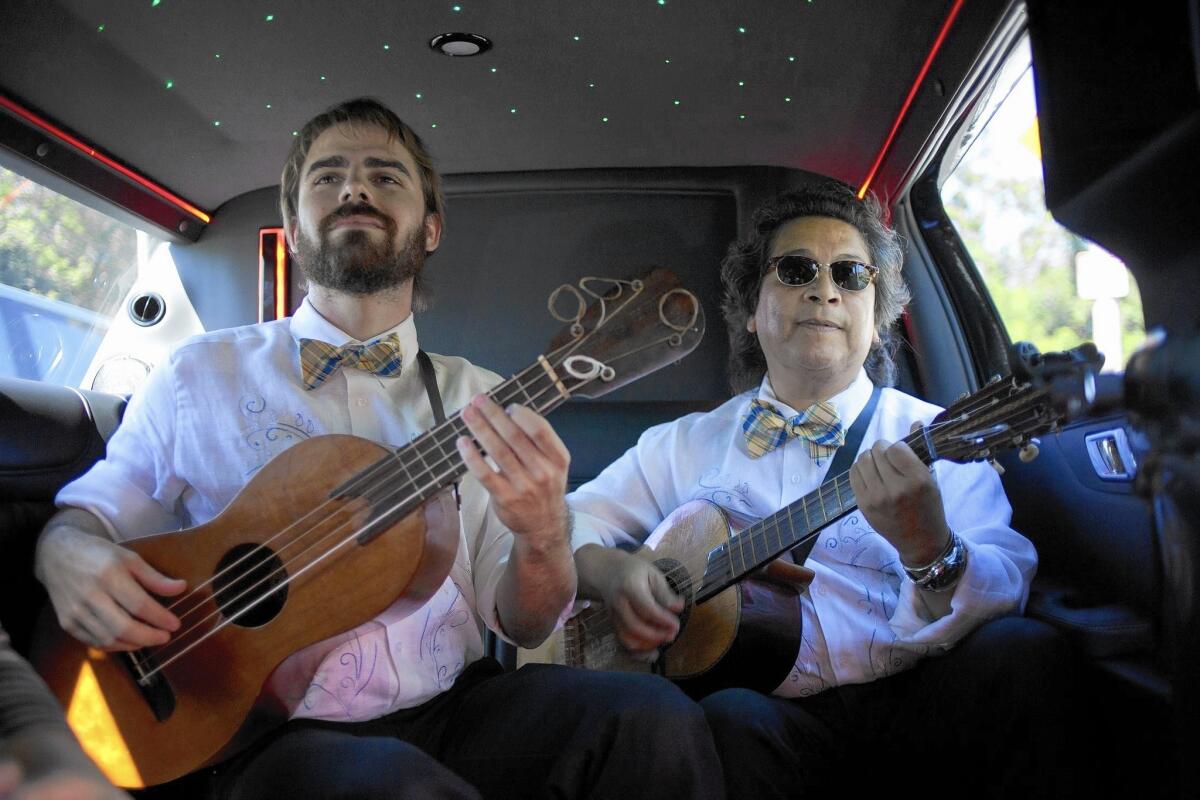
0, 0, 1002, 214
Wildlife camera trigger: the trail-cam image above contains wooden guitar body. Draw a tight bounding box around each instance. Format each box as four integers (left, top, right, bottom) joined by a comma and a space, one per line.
32, 434, 458, 788
563, 500, 801, 699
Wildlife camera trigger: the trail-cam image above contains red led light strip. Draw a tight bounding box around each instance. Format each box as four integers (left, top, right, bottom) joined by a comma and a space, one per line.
0, 93, 211, 224
857, 0, 964, 199
258, 227, 289, 321
275, 234, 288, 320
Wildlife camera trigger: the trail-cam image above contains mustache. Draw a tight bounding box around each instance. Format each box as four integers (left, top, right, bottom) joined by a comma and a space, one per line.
320, 202, 394, 232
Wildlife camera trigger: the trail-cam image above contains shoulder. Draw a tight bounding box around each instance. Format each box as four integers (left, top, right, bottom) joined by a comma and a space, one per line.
424, 352, 504, 394
167, 319, 290, 366
877, 385, 945, 424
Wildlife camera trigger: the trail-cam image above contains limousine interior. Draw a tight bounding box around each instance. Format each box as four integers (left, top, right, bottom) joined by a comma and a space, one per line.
1, 0, 1197, 797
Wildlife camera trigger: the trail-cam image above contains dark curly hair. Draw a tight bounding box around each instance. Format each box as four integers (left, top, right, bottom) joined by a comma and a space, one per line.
720, 178, 911, 393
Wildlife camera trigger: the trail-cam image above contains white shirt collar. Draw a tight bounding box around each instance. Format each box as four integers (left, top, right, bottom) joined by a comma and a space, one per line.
289, 296, 420, 355
757, 367, 874, 426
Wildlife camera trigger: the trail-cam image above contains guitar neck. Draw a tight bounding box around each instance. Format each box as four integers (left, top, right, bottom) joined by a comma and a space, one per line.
694, 427, 938, 603
330, 361, 569, 538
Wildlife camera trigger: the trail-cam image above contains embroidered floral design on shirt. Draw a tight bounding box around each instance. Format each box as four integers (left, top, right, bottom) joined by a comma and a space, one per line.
239, 393, 319, 475
419, 581, 471, 690
301, 627, 381, 719
691, 468, 753, 511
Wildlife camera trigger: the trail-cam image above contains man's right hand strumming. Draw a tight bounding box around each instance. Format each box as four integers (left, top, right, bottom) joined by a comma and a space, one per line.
34, 509, 186, 651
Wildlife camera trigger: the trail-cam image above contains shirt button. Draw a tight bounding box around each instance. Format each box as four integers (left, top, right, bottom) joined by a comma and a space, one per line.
356, 397, 367, 408
791, 474, 801, 484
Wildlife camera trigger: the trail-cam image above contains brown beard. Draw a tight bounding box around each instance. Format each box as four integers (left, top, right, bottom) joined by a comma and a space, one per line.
295, 205, 427, 296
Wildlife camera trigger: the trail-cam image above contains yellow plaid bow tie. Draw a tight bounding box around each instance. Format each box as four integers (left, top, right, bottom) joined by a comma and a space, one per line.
298, 333, 404, 390
742, 398, 845, 459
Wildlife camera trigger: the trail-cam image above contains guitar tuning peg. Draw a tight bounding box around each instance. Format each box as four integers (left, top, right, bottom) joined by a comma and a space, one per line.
957, 392, 970, 401
990, 460, 1006, 475
989, 374, 1003, 384
1019, 443, 1040, 462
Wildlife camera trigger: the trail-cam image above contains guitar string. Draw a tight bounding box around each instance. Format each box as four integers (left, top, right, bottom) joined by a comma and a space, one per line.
142, 314, 702, 678
141, 369, 581, 676
157, 316, 695, 637
564, 397, 1048, 658
158, 278, 665, 620
159, 334, 584, 619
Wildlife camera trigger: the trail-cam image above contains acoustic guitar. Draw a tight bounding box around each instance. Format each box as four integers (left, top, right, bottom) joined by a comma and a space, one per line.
32, 269, 704, 788
559, 344, 1100, 698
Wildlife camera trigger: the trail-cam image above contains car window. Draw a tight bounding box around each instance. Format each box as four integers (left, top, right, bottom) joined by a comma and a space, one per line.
941, 38, 1145, 372
0, 162, 163, 386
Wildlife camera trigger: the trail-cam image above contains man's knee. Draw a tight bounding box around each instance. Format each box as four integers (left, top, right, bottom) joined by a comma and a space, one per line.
225, 728, 479, 800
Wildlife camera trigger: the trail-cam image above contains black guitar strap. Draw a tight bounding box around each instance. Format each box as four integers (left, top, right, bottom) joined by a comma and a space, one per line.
790, 383, 881, 564
416, 349, 460, 510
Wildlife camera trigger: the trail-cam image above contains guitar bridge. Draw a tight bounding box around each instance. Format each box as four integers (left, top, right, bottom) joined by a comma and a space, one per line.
123, 649, 176, 722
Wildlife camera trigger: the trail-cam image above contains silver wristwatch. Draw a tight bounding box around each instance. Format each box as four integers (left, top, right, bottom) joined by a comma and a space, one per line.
903, 533, 968, 593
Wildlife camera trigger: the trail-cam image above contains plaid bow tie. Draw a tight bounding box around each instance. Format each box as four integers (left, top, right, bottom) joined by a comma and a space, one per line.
298, 333, 404, 390
742, 398, 845, 459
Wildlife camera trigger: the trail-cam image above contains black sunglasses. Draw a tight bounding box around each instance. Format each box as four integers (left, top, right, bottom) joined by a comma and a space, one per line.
764, 255, 879, 292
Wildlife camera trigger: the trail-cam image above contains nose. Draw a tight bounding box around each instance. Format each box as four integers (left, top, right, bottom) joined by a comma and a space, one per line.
805, 264, 841, 304
339, 171, 371, 205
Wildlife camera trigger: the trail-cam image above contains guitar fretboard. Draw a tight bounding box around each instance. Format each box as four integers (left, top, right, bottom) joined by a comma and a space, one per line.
695, 427, 940, 603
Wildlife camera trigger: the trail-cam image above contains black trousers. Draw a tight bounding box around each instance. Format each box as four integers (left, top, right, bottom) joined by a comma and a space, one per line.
210, 658, 724, 800
699, 616, 1074, 800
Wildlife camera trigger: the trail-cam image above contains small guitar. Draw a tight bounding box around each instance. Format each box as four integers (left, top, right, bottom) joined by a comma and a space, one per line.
32, 269, 704, 788
559, 344, 1100, 698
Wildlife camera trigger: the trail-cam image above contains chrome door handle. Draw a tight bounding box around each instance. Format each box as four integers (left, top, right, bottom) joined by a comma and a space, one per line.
1084, 428, 1137, 481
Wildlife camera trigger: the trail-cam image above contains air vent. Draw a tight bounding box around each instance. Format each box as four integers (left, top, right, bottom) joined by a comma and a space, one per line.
128, 292, 166, 326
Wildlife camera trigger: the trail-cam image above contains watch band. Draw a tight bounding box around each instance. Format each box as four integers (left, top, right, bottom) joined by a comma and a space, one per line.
903, 532, 968, 593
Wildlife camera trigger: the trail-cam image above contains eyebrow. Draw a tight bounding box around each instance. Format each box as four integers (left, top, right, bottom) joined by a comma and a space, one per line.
305, 156, 412, 176
780, 248, 870, 261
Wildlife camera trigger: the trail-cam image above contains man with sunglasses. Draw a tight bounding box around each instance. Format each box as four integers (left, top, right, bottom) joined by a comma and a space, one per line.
569, 178, 1070, 798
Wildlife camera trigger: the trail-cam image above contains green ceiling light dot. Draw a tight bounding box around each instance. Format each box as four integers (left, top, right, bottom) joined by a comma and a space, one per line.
490, 67, 498, 73
658, 0, 666, 5
739, 114, 747, 120
320, 75, 326, 81
572, 35, 581, 42
784, 97, 792, 103
383, 44, 390, 50
164, 79, 173, 89
151, 0, 160, 6
737, 26, 746, 34
601, 116, 609, 123
415, 92, 423, 99
673, 99, 681, 106
213, 120, 221, 127
738, 80, 745, 86
510, 107, 517, 114
431, 123, 439, 128
265, 14, 274, 22
266, 103, 272, 108
664, 59, 671, 64
292, 130, 298, 136
588, 82, 595, 88
215, 53, 221, 59
97, 24, 105, 32
452, 4, 461, 11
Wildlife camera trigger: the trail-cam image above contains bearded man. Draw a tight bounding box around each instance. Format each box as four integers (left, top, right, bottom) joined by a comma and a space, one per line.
33, 98, 721, 800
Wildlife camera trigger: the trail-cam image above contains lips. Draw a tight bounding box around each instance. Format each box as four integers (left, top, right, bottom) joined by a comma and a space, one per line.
798, 319, 841, 330
331, 215, 385, 229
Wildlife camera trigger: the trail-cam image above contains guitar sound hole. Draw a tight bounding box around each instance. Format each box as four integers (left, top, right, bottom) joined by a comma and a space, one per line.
212, 544, 289, 627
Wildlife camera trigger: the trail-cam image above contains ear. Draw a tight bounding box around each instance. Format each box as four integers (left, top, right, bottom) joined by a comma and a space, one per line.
747, 313, 757, 334
423, 213, 443, 253
284, 216, 300, 254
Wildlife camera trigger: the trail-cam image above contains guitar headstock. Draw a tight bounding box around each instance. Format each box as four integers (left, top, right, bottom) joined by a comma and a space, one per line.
920, 342, 1102, 465
541, 269, 705, 399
